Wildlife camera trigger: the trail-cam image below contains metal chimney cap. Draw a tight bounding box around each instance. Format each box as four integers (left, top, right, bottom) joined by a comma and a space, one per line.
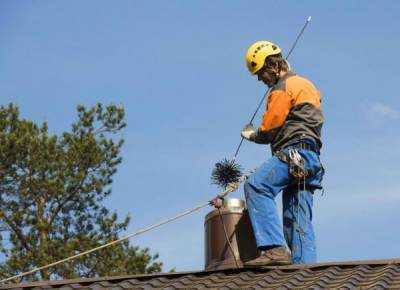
205, 198, 246, 222
222, 198, 245, 211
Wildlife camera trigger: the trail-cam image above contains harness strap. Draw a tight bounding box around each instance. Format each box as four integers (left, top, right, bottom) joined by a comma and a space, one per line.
286, 183, 320, 192
274, 148, 317, 180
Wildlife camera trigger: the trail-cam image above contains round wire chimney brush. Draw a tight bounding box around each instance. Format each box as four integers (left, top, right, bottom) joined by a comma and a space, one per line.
211, 158, 242, 189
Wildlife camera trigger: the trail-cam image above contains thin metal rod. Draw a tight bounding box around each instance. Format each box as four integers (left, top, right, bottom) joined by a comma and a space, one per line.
233, 89, 271, 160
233, 16, 312, 160
286, 16, 312, 60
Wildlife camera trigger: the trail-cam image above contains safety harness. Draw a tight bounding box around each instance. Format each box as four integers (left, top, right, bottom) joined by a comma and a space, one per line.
274, 142, 319, 181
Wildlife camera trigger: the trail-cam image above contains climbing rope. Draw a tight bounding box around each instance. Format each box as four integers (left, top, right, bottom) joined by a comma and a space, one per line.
294, 148, 308, 262
215, 175, 250, 269
217, 208, 240, 269
0, 181, 243, 285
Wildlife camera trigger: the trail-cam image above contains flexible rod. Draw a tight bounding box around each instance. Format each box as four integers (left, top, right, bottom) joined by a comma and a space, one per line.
233, 16, 312, 160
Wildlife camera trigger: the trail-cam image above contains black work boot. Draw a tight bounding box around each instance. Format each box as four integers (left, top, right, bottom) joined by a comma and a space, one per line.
244, 246, 292, 267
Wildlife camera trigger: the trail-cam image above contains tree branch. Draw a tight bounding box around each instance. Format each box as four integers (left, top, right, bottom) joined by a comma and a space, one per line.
48, 167, 90, 227
0, 210, 31, 253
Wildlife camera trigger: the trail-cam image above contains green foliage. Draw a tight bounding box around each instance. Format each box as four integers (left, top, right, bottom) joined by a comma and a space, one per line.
0, 103, 162, 282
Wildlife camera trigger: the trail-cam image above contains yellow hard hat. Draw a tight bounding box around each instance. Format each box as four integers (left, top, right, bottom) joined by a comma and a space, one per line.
245, 40, 282, 74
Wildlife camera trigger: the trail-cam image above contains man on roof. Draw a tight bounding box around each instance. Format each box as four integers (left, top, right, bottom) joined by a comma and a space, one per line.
241, 40, 324, 266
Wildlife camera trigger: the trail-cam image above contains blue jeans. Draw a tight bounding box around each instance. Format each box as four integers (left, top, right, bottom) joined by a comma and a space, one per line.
244, 145, 324, 264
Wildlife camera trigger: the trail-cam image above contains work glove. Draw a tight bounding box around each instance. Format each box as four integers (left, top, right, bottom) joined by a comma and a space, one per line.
241, 124, 256, 141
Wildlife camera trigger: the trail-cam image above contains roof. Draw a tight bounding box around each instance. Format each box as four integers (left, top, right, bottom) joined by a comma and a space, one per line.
3, 259, 400, 289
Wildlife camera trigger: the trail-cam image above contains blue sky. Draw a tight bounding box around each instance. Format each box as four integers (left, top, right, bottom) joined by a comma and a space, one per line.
1, 1, 400, 272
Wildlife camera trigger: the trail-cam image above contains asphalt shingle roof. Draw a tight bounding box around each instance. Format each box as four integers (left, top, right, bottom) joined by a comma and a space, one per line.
3, 259, 400, 289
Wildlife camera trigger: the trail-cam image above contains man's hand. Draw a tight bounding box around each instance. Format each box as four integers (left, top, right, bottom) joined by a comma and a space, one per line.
241, 124, 256, 141
210, 197, 224, 209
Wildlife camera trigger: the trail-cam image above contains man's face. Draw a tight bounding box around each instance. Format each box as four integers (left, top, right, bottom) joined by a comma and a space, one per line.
256, 64, 278, 87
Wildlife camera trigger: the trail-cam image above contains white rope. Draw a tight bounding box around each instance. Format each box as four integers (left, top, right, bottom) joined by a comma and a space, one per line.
0, 181, 242, 285
288, 148, 303, 167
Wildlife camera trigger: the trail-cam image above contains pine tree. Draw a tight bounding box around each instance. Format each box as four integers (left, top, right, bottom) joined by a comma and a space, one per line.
0, 103, 162, 282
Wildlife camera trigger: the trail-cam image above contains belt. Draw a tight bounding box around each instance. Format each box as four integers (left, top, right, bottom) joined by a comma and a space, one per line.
287, 142, 319, 154
274, 142, 319, 163
273, 141, 319, 156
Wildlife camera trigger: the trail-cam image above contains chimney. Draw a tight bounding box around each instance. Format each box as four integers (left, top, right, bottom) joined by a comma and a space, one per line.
204, 198, 258, 270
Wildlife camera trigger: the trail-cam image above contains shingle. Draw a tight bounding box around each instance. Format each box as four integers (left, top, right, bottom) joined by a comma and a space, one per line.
108, 286, 124, 290
173, 275, 197, 285
57, 286, 80, 290
117, 280, 140, 289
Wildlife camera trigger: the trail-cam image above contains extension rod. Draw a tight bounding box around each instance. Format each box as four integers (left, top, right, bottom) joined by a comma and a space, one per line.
233, 16, 312, 160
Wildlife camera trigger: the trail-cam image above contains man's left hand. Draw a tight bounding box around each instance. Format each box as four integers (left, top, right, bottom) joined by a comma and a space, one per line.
210, 197, 224, 208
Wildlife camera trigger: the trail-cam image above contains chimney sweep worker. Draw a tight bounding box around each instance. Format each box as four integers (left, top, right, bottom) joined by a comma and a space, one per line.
241, 40, 324, 266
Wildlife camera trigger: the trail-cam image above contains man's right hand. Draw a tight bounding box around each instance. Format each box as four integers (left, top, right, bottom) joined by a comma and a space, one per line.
241, 124, 256, 141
